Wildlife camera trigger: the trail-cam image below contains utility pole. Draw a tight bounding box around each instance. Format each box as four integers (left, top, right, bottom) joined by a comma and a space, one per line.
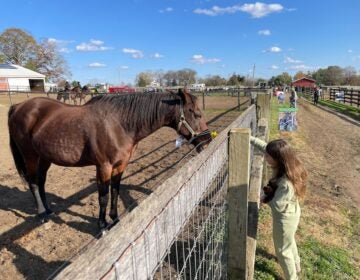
252, 64, 256, 87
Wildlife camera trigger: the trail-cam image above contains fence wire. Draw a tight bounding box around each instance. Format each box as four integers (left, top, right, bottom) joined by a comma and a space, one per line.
151, 137, 229, 280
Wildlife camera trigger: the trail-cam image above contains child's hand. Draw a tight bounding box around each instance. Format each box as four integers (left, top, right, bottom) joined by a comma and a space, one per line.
261, 185, 276, 203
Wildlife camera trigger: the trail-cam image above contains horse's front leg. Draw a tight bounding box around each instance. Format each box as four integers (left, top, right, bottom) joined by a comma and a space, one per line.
96, 164, 112, 230
109, 171, 123, 223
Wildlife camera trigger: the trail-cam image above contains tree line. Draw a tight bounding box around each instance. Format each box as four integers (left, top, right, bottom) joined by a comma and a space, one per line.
269, 66, 360, 87
136, 70, 247, 87
1, 28, 360, 87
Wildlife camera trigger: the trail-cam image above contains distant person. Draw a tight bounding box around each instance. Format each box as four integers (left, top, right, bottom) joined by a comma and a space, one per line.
313, 87, 320, 106
277, 90, 285, 104
64, 81, 71, 92
290, 88, 298, 108
250, 137, 307, 280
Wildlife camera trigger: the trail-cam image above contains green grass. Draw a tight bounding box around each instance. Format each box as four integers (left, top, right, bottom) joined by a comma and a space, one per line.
254, 96, 360, 279
299, 239, 357, 280
300, 93, 360, 121
318, 100, 360, 121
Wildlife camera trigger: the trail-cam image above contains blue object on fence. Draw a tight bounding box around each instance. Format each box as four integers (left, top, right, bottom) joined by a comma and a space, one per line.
278, 108, 298, 131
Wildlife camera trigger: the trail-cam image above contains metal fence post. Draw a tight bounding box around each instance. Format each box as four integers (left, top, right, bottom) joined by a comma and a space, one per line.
228, 128, 250, 279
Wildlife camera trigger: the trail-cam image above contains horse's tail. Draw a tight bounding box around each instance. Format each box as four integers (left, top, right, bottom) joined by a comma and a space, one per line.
8, 105, 28, 183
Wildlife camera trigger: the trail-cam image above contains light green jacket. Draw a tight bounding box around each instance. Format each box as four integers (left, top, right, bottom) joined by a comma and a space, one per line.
250, 136, 299, 216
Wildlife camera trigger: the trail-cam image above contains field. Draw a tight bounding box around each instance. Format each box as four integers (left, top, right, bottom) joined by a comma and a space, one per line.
0, 93, 248, 279
255, 97, 360, 279
1, 92, 359, 280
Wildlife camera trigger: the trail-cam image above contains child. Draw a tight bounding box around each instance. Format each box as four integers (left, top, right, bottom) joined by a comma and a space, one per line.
250, 137, 307, 280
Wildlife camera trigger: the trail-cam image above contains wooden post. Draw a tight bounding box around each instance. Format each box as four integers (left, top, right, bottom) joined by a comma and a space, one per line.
8, 89, 12, 105
247, 118, 268, 279
228, 128, 250, 280
256, 93, 270, 122
202, 91, 205, 110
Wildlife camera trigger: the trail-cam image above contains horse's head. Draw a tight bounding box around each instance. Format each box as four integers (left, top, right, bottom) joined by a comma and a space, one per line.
176, 88, 212, 152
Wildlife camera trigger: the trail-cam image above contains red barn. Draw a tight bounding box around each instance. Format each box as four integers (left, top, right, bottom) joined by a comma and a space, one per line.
291, 77, 316, 89
108, 85, 136, 94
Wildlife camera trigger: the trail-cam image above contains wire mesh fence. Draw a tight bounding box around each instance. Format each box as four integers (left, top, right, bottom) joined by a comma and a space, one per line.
152, 139, 229, 280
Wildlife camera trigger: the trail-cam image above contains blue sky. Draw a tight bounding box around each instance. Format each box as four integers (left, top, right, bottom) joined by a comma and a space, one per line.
1, 0, 359, 85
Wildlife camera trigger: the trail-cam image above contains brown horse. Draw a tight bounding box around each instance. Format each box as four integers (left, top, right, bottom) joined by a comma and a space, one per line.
56, 89, 70, 103
69, 85, 82, 105
79, 85, 90, 105
8, 89, 212, 229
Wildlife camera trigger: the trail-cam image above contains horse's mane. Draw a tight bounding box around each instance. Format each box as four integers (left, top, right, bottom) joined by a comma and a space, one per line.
85, 92, 183, 131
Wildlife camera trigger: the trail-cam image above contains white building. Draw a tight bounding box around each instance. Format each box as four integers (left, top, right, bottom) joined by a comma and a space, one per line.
189, 83, 206, 91
0, 64, 46, 92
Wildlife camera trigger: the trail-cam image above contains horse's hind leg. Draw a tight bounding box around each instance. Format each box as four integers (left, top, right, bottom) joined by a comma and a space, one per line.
37, 159, 53, 216
96, 164, 112, 230
25, 156, 49, 221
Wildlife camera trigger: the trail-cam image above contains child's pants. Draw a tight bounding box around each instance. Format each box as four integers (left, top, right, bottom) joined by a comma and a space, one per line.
272, 204, 301, 280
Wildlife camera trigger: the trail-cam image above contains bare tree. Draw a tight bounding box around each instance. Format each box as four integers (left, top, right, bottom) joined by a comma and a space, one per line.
29, 39, 70, 82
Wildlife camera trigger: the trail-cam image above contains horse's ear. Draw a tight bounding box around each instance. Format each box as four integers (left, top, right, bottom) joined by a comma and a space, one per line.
178, 88, 192, 103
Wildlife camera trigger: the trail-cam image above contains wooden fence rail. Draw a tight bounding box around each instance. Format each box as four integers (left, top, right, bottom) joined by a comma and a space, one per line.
329, 87, 360, 107
53, 93, 271, 280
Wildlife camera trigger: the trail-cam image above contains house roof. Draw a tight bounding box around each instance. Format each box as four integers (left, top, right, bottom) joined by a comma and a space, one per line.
0, 64, 45, 79
292, 77, 315, 83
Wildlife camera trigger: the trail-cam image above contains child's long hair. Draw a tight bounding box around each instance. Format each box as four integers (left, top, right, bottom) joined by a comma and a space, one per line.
266, 139, 307, 198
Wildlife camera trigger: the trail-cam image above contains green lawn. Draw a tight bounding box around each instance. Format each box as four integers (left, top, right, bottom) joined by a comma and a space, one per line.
254, 97, 360, 279
318, 100, 360, 121
300, 93, 360, 121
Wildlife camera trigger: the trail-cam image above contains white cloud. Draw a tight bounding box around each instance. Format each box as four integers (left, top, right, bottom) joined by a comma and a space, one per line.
258, 29, 271, 36
263, 46, 281, 53
47, 38, 73, 53
241, 3, 283, 18
122, 48, 144, 58
191, 54, 221, 64
151, 53, 164, 59
284, 56, 302, 63
288, 64, 312, 70
120, 65, 129, 69
193, 2, 283, 18
59, 48, 71, 53
48, 38, 61, 44
76, 39, 113, 51
271, 65, 279, 69
270, 46, 281, 52
88, 62, 106, 68
348, 49, 353, 53
159, 7, 173, 13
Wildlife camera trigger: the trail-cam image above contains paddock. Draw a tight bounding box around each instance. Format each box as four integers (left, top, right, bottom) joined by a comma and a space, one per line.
0, 92, 259, 279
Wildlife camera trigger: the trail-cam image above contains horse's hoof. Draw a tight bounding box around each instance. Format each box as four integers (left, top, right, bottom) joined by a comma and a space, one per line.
98, 220, 108, 231
110, 214, 119, 223
46, 209, 56, 217
101, 228, 107, 237
38, 212, 50, 224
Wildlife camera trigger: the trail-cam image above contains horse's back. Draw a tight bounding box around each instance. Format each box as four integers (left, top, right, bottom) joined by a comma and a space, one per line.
9, 98, 63, 135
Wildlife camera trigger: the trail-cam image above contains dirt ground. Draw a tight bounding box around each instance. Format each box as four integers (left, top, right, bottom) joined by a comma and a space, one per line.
0, 93, 247, 280
1, 94, 359, 279
296, 100, 360, 210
